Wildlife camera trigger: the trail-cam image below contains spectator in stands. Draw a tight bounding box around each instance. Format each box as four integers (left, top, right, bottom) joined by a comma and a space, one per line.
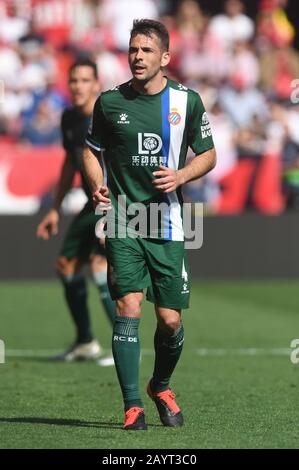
208, 101, 238, 187
209, 0, 254, 50
20, 97, 61, 145
0, 3, 29, 44
256, 0, 299, 102
99, 0, 159, 52
256, 0, 294, 50
228, 41, 260, 88
219, 76, 268, 129
259, 43, 299, 102
72, 13, 130, 91
174, 1, 231, 86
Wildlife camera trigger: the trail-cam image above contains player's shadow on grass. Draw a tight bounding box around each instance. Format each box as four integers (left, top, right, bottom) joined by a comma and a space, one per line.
0, 417, 163, 429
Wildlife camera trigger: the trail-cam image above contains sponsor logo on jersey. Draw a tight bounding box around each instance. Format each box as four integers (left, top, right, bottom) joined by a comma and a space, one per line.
117, 113, 130, 124
131, 133, 165, 166
131, 155, 167, 166
138, 133, 162, 155
168, 108, 181, 126
201, 112, 212, 139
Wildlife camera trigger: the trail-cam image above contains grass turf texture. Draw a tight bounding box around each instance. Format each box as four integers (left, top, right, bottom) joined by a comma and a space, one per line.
0, 280, 298, 449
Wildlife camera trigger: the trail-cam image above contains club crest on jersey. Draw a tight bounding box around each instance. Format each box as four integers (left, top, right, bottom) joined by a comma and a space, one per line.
168, 108, 181, 126
117, 113, 130, 124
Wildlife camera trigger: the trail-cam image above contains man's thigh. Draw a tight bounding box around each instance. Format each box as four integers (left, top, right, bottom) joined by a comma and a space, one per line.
105, 237, 151, 300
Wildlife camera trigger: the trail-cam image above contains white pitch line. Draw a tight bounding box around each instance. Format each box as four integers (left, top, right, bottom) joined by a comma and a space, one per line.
6, 349, 62, 357
4, 348, 292, 358
195, 348, 291, 356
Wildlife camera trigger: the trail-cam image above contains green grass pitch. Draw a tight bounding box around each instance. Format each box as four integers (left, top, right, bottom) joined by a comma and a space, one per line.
0, 280, 298, 449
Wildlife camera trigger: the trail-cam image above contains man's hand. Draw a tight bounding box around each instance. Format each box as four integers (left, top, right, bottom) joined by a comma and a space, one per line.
36, 209, 59, 240
92, 185, 112, 211
152, 166, 184, 193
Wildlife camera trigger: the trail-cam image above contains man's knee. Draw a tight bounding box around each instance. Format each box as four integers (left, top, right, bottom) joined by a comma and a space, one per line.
116, 293, 143, 317
55, 256, 81, 278
157, 311, 181, 335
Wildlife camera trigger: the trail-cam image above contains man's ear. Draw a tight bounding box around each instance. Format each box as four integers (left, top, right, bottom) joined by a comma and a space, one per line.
95, 78, 102, 93
161, 51, 171, 68
95, 79, 101, 94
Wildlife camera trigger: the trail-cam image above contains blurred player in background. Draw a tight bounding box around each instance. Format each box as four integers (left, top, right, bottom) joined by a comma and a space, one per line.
37, 59, 115, 365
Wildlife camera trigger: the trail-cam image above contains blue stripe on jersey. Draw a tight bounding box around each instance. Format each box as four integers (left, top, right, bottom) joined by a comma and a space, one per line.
161, 88, 172, 240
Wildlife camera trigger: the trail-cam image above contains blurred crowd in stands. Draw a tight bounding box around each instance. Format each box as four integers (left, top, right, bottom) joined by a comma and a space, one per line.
1, 0, 299, 213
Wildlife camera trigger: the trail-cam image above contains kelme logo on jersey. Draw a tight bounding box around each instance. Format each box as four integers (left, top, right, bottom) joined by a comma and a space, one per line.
168, 108, 181, 126
201, 112, 212, 139
117, 113, 130, 124
182, 283, 189, 293
181, 260, 189, 294
138, 133, 162, 155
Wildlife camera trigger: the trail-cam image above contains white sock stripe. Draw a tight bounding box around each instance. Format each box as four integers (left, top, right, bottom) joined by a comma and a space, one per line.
92, 271, 107, 286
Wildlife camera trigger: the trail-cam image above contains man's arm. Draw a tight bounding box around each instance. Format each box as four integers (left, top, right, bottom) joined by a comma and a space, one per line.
82, 146, 103, 193
53, 152, 76, 211
36, 152, 75, 240
152, 147, 216, 193
81, 146, 111, 207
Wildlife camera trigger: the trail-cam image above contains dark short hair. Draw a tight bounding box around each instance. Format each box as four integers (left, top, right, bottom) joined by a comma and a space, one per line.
69, 59, 98, 80
130, 19, 169, 51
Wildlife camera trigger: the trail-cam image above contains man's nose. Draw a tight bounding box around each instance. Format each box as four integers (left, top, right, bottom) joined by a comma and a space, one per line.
135, 48, 144, 60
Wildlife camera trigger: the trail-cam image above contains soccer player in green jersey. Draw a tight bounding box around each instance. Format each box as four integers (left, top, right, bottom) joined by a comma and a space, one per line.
83, 20, 216, 429
37, 59, 115, 364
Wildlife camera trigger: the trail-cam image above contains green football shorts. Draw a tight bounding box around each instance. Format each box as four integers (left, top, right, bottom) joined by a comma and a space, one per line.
60, 202, 106, 261
106, 236, 190, 310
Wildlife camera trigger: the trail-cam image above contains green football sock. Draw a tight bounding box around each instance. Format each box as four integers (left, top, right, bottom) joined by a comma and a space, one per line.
112, 316, 143, 411
151, 323, 184, 393
61, 273, 93, 344
93, 271, 115, 325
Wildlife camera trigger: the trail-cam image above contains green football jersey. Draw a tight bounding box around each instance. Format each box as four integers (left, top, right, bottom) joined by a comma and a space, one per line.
86, 78, 214, 240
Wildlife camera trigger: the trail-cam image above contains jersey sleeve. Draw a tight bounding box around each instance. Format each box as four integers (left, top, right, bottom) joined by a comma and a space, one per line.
187, 92, 214, 155
85, 95, 107, 153
60, 110, 71, 151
